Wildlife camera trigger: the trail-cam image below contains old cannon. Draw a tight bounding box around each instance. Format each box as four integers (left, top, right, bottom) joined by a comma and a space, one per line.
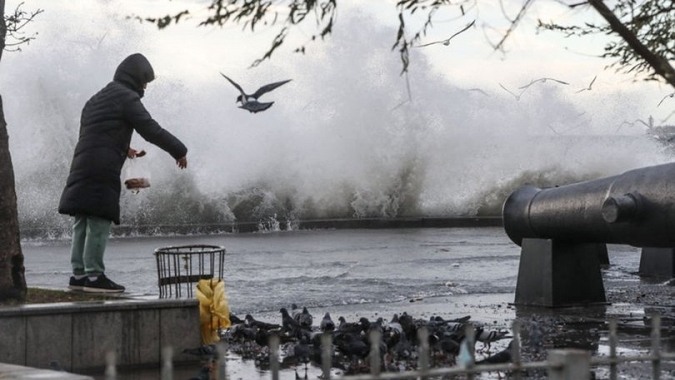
502, 162, 675, 307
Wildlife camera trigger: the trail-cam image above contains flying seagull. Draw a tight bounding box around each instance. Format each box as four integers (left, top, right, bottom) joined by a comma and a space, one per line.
499, 83, 526, 101
658, 92, 675, 107
518, 77, 569, 90
576, 75, 597, 93
416, 20, 475, 48
220, 72, 291, 113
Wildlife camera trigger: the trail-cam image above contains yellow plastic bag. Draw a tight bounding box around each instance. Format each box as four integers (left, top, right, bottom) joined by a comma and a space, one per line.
196, 278, 231, 344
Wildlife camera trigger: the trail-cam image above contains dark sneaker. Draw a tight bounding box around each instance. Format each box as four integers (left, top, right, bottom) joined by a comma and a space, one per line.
83, 274, 125, 293
68, 276, 86, 291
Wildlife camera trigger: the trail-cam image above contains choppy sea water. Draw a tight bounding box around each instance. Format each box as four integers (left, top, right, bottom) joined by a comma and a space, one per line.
23, 227, 519, 313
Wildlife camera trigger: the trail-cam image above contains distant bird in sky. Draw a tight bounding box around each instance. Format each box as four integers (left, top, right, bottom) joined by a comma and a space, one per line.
498, 83, 526, 101
219, 72, 291, 113
518, 77, 569, 90
416, 20, 475, 47
576, 75, 597, 93
466, 88, 490, 96
658, 92, 675, 107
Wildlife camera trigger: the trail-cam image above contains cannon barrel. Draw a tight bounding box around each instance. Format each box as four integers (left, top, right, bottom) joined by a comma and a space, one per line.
502, 162, 675, 247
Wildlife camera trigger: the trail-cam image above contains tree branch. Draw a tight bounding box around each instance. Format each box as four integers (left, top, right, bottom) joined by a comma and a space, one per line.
0, 0, 6, 62
588, 0, 675, 88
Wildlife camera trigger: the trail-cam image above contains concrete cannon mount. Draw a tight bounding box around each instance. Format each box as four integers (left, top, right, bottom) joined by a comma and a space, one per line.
0, 297, 200, 374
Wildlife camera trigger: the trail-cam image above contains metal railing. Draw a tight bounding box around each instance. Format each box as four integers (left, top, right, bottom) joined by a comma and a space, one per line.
101, 314, 675, 380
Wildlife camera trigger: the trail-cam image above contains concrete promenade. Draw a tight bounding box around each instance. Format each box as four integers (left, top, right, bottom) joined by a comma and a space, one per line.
0, 363, 93, 379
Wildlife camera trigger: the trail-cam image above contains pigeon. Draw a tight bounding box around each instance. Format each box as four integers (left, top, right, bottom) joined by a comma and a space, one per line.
296, 307, 314, 329
475, 328, 510, 353
293, 334, 312, 369
320, 312, 336, 332
334, 332, 369, 359
476, 340, 513, 365
229, 313, 244, 325
220, 72, 291, 113
337, 316, 363, 334
245, 314, 281, 331
386, 314, 404, 338
291, 303, 302, 320
280, 307, 301, 333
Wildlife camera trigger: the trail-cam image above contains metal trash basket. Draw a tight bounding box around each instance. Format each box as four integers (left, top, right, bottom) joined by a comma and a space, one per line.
154, 244, 226, 298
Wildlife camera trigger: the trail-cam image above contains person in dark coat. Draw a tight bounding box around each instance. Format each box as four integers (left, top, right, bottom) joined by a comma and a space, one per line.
58, 53, 188, 293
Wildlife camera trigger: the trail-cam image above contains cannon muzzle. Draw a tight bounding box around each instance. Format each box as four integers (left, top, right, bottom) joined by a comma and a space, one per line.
502, 162, 675, 248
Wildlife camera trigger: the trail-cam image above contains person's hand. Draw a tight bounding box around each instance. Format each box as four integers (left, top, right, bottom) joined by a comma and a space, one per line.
176, 156, 187, 169
128, 148, 146, 158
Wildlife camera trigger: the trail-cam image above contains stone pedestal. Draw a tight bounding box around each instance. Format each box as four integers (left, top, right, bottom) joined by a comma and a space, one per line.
514, 238, 607, 307
639, 247, 675, 278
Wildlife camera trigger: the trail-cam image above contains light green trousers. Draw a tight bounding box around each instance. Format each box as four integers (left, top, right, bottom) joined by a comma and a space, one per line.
70, 215, 111, 276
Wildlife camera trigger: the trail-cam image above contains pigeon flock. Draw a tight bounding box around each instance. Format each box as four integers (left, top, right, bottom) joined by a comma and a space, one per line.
183, 304, 512, 379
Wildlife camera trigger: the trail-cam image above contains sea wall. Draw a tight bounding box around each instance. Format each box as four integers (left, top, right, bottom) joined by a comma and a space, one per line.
0, 298, 200, 372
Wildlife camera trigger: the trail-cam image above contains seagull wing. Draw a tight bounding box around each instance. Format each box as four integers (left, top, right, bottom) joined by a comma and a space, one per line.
588, 75, 597, 88
518, 80, 538, 90
546, 78, 569, 85
499, 83, 519, 98
519, 78, 568, 89
446, 19, 475, 42
417, 19, 475, 48
417, 40, 443, 48
220, 72, 247, 97
252, 79, 292, 98
658, 93, 675, 107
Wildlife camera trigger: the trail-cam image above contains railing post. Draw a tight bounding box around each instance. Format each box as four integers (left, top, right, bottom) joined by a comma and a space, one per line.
216, 342, 228, 380
511, 320, 522, 380
161, 346, 173, 380
369, 330, 382, 376
609, 318, 617, 380
105, 351, 117, 380
458, 325, 476, 380
417, 327, 430, 380
322, 332, 333, 379
548, 349, 591, 380
651, 314, 661, 380
269, 334, 280, 380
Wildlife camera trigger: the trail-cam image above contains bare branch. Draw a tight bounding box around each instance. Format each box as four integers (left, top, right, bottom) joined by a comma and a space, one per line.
140, 0, 337, 69
587, 0, 675, 89
492, 0, 535, 52
3, 2, 43, 54
0, 0, 6, 62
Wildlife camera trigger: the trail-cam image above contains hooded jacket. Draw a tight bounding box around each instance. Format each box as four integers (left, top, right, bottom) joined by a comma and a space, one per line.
58, 53, 188, 224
